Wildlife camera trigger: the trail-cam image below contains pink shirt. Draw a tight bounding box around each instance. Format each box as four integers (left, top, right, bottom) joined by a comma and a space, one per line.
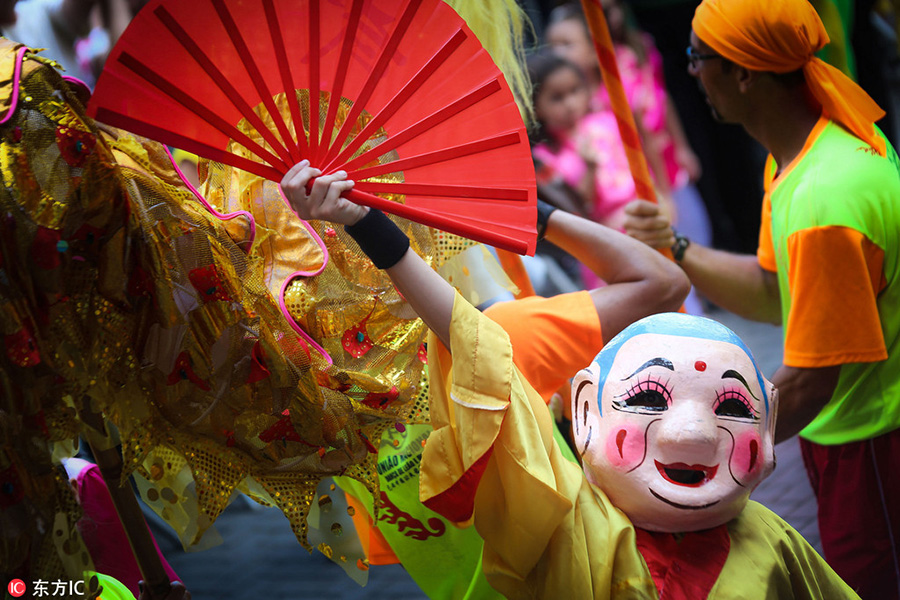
533, 110, 635, 224
594, 37, 686, 188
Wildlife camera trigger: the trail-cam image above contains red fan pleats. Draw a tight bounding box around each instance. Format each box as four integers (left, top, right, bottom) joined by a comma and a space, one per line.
88, 0, 537, 254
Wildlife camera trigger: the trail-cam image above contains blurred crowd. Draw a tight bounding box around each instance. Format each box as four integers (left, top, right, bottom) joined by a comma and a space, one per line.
517, 0, 900, 306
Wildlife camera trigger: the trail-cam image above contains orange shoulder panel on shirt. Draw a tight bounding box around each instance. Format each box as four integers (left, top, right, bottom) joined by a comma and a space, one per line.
757, 192, 777, 273
784, 226, 887, 367
484, 292, 603, 403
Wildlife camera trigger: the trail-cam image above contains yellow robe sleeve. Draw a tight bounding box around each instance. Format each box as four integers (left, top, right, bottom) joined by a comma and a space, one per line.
420, 294, 657, 599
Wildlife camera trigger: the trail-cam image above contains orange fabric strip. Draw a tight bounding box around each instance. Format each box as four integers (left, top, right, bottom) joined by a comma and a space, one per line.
693, 0, 886, 156
343, 492, 400, 565
495, 248, 535, 299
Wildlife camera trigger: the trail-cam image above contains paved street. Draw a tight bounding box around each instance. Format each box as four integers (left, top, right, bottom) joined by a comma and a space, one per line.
157, 307, 820, 598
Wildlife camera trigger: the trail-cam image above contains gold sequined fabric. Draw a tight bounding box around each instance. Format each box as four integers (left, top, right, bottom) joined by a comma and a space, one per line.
0, 33, 518, 576
0, 39, 96, 584
0, 39, 432, 558
0, 406, 92, 585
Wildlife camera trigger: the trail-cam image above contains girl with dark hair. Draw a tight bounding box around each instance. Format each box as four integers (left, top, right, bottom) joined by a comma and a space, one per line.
546, 1, 711, 311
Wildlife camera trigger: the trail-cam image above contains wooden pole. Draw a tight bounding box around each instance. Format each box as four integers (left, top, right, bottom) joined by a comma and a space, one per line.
78, 402, 172, 600
579, 0, 675, 261
579, 0, 656, 203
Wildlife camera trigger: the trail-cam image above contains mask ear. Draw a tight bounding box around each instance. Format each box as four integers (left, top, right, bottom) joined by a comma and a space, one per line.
766, 381, 778, 438
571, 363, 602, 457
762, 379, 778, 474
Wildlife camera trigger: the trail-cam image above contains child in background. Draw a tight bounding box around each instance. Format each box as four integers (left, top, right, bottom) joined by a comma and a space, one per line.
529, 53, 637, 230
528, 51, 660, 289
547, 1, 711, 312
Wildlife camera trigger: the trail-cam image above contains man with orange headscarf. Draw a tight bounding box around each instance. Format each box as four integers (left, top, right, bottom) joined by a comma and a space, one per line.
625, 1, 900, 597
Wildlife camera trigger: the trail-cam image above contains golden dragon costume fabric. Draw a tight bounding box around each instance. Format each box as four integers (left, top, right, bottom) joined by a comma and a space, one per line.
0, 35, 466, 581
0, 0, 530, 585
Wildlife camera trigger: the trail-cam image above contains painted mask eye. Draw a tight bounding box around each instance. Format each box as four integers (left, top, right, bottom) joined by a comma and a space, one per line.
713, 390, 759, 420
613, 376, 671, 414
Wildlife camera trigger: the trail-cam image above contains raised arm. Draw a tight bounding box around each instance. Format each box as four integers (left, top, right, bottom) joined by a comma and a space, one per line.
624, 199, 781, 324
542, 204, 689, 343
282, 162, 693, 349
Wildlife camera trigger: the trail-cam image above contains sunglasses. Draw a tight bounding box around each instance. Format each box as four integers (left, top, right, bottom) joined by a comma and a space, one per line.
686, 46, 722, 68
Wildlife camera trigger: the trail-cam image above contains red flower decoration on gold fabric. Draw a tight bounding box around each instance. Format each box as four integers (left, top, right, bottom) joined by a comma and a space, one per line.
342, 303, 377, 358
259, 409, 302, 444
4, 325, 40, 367
417, 343, 427, 364
358, 429, 378, 454
127, 266, 154, 298
188, 265, 233, 304
166, 351, 211, 391
72, 223, 104, 247
32, 227, 62, 270
362, 386, 399, 410
247, 341, 270, 383
56, 126, 95, 168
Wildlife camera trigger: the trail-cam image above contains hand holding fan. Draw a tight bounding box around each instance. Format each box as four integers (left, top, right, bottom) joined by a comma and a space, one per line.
88, 0, 537, 254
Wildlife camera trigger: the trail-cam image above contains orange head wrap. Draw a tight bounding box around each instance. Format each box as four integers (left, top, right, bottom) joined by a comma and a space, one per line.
693, 0, 886, 156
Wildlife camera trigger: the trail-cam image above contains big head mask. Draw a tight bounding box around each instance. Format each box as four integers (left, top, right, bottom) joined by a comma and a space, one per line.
571, 313, 777, 532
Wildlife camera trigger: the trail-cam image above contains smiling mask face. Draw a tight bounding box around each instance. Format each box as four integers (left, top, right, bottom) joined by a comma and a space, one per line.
571, 313, 777, 532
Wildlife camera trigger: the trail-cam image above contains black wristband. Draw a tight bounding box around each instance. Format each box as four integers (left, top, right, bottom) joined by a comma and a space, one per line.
536, 199, 558, 241
344, 209, 410, 270
671, 229, 690, 263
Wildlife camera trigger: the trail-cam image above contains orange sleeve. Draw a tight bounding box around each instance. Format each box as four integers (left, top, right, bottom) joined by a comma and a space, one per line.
783, 226, 887, 367
484, 292, 603, 403
757, 156, 777, 273
757, 203, 777, 274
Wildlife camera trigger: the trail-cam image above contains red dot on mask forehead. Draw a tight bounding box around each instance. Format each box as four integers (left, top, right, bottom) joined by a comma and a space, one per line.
695, 360, 707, 372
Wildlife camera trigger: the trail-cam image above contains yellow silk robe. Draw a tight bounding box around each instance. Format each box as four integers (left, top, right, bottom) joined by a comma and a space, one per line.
420, 294, 858, 599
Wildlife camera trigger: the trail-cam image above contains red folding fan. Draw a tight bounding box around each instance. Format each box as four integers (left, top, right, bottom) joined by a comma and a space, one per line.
88, 0, 537, 254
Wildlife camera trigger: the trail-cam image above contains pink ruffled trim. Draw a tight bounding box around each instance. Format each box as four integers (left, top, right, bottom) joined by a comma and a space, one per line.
0, 46, 27, 125
164, 146, 258, 247
165, 151, 332, 365
61, 75, 91, 98
164, 146, 329, 363
275, 185, 333, 365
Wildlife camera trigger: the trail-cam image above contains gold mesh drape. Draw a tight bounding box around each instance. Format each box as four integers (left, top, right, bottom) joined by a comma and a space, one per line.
0, 35, 515, 583
0, 40, 430, 567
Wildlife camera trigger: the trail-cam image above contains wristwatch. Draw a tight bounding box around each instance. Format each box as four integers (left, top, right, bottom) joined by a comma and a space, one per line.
671, 230, 690, 263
